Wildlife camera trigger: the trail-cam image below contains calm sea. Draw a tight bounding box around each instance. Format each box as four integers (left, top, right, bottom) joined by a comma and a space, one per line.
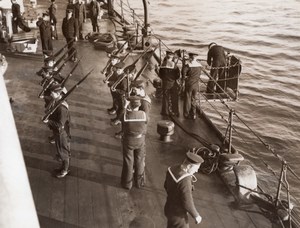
126, 0, 300, 202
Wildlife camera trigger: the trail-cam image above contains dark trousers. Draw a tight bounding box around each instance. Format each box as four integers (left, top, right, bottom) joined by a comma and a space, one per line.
54, 131, 71, 170
206, 67, 226, 93
121, 137, 145, 189
66, 38, 77, 59
161, 84, 179, 115
12, 18, 31, 34
115, 93, 125, 120
41, 36, 53, 53
183, 83, 199, 117
110, 88, 118, 110
77, 19, 84, 38
91, 17, 99, 32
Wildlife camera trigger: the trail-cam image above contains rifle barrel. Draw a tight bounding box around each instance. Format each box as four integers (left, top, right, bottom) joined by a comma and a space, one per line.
42, 68, 94, 122
60, 59, 81, 87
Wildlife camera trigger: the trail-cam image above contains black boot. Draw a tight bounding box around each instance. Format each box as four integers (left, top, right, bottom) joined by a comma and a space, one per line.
56, 159, 70, 178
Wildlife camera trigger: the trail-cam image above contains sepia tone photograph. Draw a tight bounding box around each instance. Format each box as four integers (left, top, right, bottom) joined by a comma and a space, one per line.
0, 0, 299, 227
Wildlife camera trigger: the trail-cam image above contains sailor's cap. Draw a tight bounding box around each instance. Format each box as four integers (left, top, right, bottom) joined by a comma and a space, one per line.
105, 46, 117, 54
127, 96, 141, 106
208, 42, 217, 49
66, 8, 74, 13
42, 12, 49, 17
166, 50, 175, 56
186, 152, 204, 164
114, 61, 125, 69
130, 80, 145, 89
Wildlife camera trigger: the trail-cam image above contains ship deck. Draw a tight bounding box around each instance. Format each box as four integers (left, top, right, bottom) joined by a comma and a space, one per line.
2, 1, 274, 228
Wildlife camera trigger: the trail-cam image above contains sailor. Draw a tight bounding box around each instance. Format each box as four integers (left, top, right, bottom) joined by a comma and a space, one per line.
36, 12, 53, 55
48, 0, 58, 39
206, 42, 227, 94
62, 8, 78, 62
182, 52, 202, 120
11, 0, 31, 34
159, 50, 181, 116
110, 61, 127, 126
115, 80, 151, 138
74, 0, 87, 40
164, 151, 203, 227
121, 96, 147, 190
89, 0, 101, 33
105, 53, 121, 115
43, 84, 71, 178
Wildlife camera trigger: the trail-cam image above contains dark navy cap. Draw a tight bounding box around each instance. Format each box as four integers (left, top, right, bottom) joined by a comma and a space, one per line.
130, 80, 145, 89
66, 8, 73, 13
166, 50, 175, 56
115, 61, 125, 69
186, 152, 204, 164
42, 12, 49, 17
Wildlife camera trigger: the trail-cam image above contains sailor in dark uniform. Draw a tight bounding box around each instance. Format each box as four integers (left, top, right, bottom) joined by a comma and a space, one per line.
74, 0, 86, 40
11, 0, 31, 34
159, 51, 181, 116
62, 9, 78, 62
115, 80, 151, 138
182, 53, 202, 120
48, 0, 58, 39
105, 54, 121, 115
206, 42, 227, 93
89, 0, 101, 32
164, 151, 203, 227
121, 96, 147, 190
110, 61, 127, 126
43, 84, 71, 178
36, 13, 53, 55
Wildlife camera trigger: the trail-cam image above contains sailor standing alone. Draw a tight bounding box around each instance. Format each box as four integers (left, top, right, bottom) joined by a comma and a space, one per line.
164, 151, 203, 227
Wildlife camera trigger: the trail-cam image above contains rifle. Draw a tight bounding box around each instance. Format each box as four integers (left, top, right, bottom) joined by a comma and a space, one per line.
101, 40, 130, 74
52, 38, 74, 59
42, 68, 94, 122
38, 59, 81, 98
103, 52, 130, 83
51, 51, 76, 78
124, 47, 151, 74
60, 59, 81, 88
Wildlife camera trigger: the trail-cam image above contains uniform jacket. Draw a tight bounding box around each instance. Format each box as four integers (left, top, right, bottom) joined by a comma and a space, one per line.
140, 95, 151, 116
115, 73, 127, 95
48, 102, 70, 137
159, 60, 180, 90
74, 3, 86, 22
164, 165, 200, 219
123, 110, 147, 137
36, 19, 52, 38
207, 45, 226, 67
62, 17, 78, 39
89, 1, 101, 18
182, 61, 202, 88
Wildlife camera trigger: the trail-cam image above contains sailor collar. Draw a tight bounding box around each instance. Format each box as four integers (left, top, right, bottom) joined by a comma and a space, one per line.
168, 166, 196, 183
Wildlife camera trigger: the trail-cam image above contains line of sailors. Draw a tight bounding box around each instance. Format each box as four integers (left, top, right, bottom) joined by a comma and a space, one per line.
103, 47, 152, 190
37, 53, 72, 178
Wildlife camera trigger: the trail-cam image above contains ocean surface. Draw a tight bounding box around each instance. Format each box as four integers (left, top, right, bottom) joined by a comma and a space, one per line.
124, 0, 300, 202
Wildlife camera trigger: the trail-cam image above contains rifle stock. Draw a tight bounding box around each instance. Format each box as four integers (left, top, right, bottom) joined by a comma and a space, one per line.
60, 59, 81, 88
42, 68, 94, 122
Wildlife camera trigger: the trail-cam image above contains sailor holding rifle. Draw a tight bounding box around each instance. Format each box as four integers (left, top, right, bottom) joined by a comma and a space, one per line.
43, 84, 71, 178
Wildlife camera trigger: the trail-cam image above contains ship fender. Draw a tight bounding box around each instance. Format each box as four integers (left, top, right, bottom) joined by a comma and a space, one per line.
233, 165, 257, 203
